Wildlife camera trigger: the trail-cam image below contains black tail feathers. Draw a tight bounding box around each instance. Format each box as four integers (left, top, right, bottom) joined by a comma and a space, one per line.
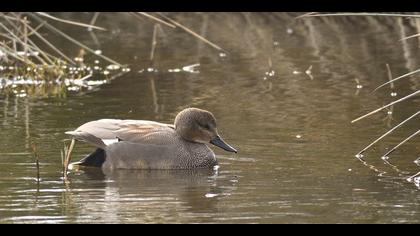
71, 148, 106, 167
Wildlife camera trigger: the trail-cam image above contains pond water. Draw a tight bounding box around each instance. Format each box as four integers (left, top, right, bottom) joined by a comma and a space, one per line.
0, 13, 420, 223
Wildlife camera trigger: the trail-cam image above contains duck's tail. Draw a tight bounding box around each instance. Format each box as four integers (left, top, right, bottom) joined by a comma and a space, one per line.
68, 148, 106, 169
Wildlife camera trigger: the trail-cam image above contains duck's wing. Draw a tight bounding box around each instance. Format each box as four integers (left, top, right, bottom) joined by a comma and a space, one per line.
114, 121, 176, 145
65, 119, 175, 148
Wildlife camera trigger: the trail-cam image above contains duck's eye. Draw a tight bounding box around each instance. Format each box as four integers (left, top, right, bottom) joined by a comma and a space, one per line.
203, 124, 210, 130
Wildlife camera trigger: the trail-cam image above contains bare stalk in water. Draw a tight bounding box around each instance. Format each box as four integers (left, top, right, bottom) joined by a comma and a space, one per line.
135, 12, 176, 28
88, 12, 101, 32
156, 13, 227, 53
150, 24, 159, 61
27, 13, 122, 66
385, 63, 395, 90
296, 12, 420, 19
399, 32, 420, 41
35, 12, 107, 31
355, 111, 420, 156
351, 90, 420, 123
63, 139, 75, 180
31, 142, 40, 182
382, 129, 420, 159
373, 68, 420, 92
407, 171, 420, 182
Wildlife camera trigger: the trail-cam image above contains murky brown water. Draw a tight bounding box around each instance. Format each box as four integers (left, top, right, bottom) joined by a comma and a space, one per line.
1, 13, 420, 223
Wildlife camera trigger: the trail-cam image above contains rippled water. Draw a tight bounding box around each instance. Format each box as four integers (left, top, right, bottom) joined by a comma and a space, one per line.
1, 13, 420, 223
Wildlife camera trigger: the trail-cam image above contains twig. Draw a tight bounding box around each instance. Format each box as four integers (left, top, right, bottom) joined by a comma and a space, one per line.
35, 12, 107, 31
382, 129, 420, 159
150, 24, 159, 61
63, 138, 75, 179
0, 41, 36, 66
87, 12, 100, 31
351, 90, 420, 123
296, 13, 420, 19
136, 12, 176, 28
26, 23, 75, 65
355, 111, 420, 156
156, 13, 227, 52
23, 16, 28, 63
27, 21, 46, 37
0, 14, 52, 65
407, 171, 420, 182
373, 68, 420, 92
0, 32, 56, 66
80, 72, 93, 81
2, 14, 55, 64
399, 32, 420, 41
385, 63, 394, 90
31, 142, 40, 182
25, 36, 57, 65
294, 12, 318, 19
0, 14, 30, 22
28, 13, 122, 66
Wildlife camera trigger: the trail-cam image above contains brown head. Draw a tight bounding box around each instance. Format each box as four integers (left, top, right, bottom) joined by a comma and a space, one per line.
174, 108, 237, 153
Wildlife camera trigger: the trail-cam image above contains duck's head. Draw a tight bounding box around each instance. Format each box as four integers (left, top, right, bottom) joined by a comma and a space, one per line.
174, 108, 237, 153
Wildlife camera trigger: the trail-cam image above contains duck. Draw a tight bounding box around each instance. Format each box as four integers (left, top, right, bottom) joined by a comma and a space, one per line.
65, 108, 237, 170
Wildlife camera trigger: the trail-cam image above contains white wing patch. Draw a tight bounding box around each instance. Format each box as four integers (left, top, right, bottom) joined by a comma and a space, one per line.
102, 138, 119, 146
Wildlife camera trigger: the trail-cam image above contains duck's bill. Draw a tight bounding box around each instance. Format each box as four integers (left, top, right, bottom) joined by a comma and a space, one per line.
210, 136, 237, 153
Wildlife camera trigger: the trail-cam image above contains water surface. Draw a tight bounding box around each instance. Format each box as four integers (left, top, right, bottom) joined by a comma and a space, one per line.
1, 13, 420, 223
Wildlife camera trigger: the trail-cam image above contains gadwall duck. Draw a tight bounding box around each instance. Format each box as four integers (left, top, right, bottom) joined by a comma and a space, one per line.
65, 108, 237, 170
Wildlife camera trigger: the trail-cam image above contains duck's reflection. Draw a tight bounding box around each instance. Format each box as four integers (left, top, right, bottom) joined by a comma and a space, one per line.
67, 167, 232, 223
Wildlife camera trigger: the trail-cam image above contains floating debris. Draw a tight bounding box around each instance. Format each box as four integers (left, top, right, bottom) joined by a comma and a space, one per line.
106, 64, 120, 70
67, 86, 80, 91
168, 68, 182, 73
263, 69, 276, 81
414, 177, 420, 188
296, 134, 302, 139
266, 70, 275, 77
354, 78, 363, 89
305, 65, 314, 80
141, 63, 201, 74
381, 156, 389, 161
219, 52, 227, 58
182, 63, 200, 74
15, 51, 40, 57
74, 57, 84, 62
205, 193, 219, 198
391, 92, 397, 97
355, 153, 364, 159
